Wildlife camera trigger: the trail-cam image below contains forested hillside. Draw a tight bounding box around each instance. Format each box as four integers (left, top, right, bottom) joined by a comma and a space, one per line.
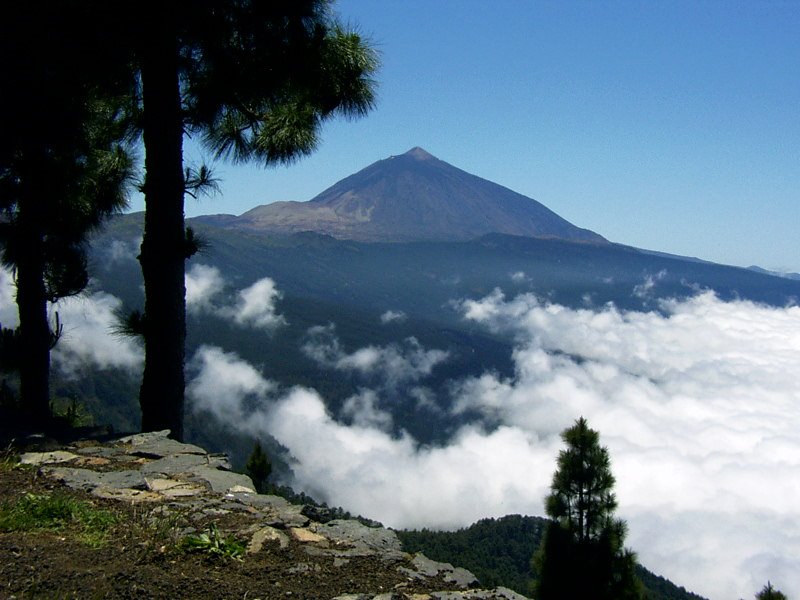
396, 515, 707, 600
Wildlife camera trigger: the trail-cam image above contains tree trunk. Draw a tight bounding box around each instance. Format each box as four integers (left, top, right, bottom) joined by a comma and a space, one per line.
15, 201, 51, 423
138, 14, 186, 440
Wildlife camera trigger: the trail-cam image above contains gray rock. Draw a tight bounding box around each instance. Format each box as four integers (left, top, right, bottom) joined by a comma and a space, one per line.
19, 451, 79, 465
75, 445, 126, 459
29, 434, 531, 600
145, 478, 205, 497
231, 492, 293, 510
302, 519, 404, 561
229, 493, 310, 528
206, 453, 233, 470
42, 466, 147, 491
492, 587, 530, 600
407, 554, 479, 589
188, 465, 255, 494
116, 430, 206, 458
248, 526, 290, 553
139, 453, 209, 476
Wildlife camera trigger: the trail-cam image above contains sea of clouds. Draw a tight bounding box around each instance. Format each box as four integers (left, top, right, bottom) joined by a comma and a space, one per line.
2, 262, 799, 599
185, 282, 800, 600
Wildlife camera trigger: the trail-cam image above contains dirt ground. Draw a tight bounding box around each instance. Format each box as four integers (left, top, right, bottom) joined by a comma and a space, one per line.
0, 464, 451, 600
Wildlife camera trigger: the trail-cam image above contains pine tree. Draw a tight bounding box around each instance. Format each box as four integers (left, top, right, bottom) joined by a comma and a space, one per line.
0, 1, 134, 423
245, 441, 272, 494
756, 582, 788, 600
533, 417, 643, 599
120, 0, 379, 440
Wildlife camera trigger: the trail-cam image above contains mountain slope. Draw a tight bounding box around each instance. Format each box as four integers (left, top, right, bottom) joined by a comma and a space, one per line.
397, 515, 707, 600
225, 147, 606, 243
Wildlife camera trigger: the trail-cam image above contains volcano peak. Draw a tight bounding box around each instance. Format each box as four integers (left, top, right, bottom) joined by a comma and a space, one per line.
402, 146, 435, 161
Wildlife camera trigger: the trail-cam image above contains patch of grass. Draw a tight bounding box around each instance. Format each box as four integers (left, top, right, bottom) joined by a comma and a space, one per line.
128, 504, 189, 553
180, 522, 245, 561
0, 492, 117, 547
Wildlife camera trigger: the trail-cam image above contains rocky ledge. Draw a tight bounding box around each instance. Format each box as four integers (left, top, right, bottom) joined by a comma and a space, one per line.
16, 430, 528, 600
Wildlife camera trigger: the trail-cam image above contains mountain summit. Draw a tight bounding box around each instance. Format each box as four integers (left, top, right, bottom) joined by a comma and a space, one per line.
233, 147, 606, 243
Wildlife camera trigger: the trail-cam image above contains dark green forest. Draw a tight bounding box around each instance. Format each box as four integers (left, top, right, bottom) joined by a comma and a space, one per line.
396, 515, 708, 600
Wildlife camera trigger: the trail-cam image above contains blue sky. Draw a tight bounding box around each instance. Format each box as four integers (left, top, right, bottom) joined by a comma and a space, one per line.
132, 1, 800, 271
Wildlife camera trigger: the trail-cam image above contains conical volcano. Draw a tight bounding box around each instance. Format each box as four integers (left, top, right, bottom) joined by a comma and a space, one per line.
235, 147, 606, 243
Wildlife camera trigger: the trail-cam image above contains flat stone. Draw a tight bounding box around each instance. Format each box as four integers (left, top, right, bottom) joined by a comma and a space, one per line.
248, 526, 290, 554
311, 520, 403, 559
42, 466, 147, 491
289, 527, 329, 545
116, 430, 170, 445
231, 492, 292, 510
19, 451, 79, 465
227, 485, 254, 494
118, 431, 206, 458
408, 554, 478, 589
145, 478, 205, 497
491, 588, 530, 600
75, 445, 123, 457
188, 465, 255, 494
207, 453, 234, 470
444, 567, 480, 589
139, 453, 209, 476
92, 487, 162, 503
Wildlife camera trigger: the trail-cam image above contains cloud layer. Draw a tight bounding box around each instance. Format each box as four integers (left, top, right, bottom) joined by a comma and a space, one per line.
185, 263, 286, 331
51, 292, 144, 377
457, 290, 800, 598
0, 267, 143, 377
302, 324, 448, 388
187, 290, 800, 600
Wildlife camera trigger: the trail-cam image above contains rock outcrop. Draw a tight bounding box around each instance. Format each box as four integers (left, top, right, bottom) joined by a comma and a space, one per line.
19, 430, 530, 600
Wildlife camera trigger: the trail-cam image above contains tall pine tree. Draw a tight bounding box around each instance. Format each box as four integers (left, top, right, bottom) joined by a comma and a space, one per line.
122, 0, 378, 440
0, 1, 134, 423
533, 417, 643, 600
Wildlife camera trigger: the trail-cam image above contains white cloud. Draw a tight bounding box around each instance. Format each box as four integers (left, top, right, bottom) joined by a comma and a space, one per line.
633, 268, 667, 298
220, 277, 287, 331
103, 238, 141, 264
0, 267, 19, 328
185, 345, 552, 528
456, 290, 800, 600
186, 345, 274, 424
380, 310, 407, 324
302, 324, 448, 387
51, 291, 143, 377
510, 271, 528, 284
184, 264, 286, 332
185, 264, 225, 313
0, 267, 141, 376
185, 291, 800, 600
341, 389, 394, 431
